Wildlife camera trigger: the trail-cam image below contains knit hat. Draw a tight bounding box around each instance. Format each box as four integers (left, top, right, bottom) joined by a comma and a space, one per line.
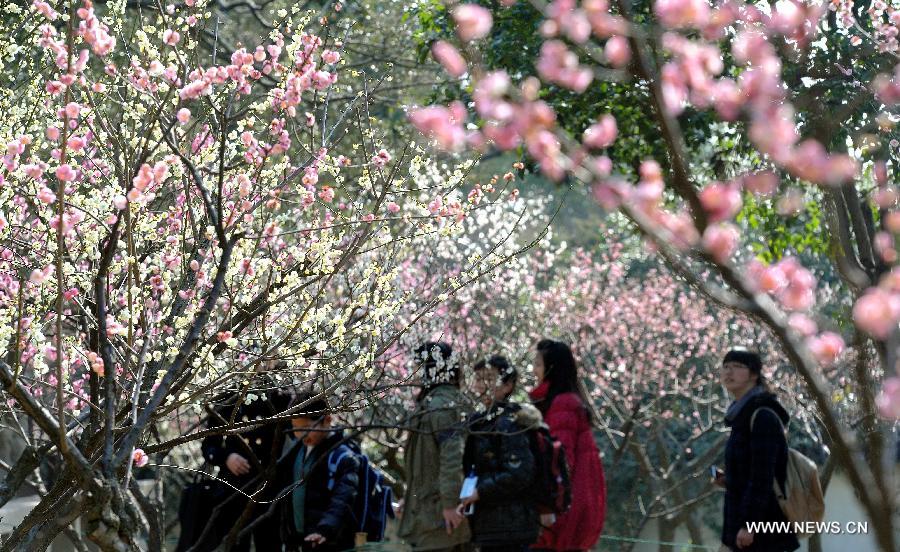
414, 341, 458, 385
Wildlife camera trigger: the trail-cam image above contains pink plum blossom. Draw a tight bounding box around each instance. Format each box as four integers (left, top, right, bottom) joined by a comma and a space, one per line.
702, 223, 739, 262
37, 187, 57, 204
322, 50, 341, 64
537, 40, 593, 92
33, 0, 58, 20
873, 187, 898, 209
432, 41, 467, 77
875, 232, 897, 263
699, 182, 741, 222
853, 288, 900, 339
742, 171, 779, 196
654, 0, 711, 29
583, 115, 618, 149
318, 186, 335, 202
29, 266, 53, 284
409, 103, 467, 151
787, 313, 817, 336
749, 262, 787, 293
876, 378, 900, 419
604, 35, 631, 67
806, 332, 844, 366
774, 257, 815, 311
163, 29, 180, 45
371, 149, 391, 168
78, 2, 116, 55
86, 352, 104, 376
453, 4, 493, 42
64, 102, 81, 119
592, 179, 627, 210
132, 448, 149, 468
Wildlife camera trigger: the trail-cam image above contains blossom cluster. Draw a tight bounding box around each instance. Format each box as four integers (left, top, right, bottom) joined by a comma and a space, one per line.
410, 1, 900, 419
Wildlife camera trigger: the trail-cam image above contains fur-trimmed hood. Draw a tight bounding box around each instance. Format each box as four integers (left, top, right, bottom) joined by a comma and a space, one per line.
514, 402, 543, 429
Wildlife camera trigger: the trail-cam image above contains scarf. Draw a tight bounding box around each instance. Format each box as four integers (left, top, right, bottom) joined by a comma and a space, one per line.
724, 385, 765, 425
291, 444, 317, 533
528, 380, 551, 402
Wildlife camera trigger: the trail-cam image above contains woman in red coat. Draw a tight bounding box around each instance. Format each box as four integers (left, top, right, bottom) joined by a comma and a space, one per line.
528, 339, 606, 552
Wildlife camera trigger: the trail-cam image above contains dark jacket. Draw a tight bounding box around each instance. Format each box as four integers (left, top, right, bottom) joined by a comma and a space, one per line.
463, 401, 541, 546
722, 390, 800, 552
277, 431, 360, 551
200, 381, 292, 493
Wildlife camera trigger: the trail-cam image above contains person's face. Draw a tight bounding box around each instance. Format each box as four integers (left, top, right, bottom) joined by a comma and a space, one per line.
472, 366, 515, 406
720, 361, 757, 396
533, 350, 546, 383
291, 415, 331, 447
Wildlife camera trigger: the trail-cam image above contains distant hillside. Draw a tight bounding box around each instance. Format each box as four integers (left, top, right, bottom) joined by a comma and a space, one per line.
468, 153, 610, 250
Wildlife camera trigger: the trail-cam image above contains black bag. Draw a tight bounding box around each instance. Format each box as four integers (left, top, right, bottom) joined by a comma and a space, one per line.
326, 442, 395, 542
175, 473, 229, 552
528, 424, 572, 515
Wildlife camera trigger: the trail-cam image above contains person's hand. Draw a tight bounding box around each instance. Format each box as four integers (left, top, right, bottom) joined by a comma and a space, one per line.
713, 468, 726, 489
460, 488, 479, 506
442, 507, 464, 535
304, 533, 327, 547
736, 528, 754, 548
539, 513, 556, 528
226, 453, 251, 476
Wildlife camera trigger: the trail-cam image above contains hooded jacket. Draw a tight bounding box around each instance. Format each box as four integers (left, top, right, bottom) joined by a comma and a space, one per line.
463, 401, 542, 546
529, 382, 606, 551
722, 389, 800, 552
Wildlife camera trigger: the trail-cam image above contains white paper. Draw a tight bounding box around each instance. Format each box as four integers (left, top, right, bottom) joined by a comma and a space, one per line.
459, 475, 478, 499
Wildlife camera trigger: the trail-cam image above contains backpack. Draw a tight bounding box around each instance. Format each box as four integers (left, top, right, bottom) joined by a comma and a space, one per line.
527, 424, 572, 515
327, 442, 395, 542
751, 406, 825, 538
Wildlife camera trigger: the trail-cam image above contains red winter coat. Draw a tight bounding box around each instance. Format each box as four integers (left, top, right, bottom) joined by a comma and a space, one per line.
529, 382, 606, 551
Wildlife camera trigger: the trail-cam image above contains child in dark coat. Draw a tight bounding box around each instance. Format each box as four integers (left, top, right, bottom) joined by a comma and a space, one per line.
279, 392, 360, 552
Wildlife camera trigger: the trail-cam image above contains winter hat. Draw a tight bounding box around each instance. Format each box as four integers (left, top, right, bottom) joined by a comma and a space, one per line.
415, 341, 458, 385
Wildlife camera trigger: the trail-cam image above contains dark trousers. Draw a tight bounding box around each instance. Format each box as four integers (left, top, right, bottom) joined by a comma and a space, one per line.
480, 546, 529, 552
219, 494, 282, 552
200, 490, 281, 552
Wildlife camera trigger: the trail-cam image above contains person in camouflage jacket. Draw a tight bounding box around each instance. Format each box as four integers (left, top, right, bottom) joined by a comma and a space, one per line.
398, 342, 473, 551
